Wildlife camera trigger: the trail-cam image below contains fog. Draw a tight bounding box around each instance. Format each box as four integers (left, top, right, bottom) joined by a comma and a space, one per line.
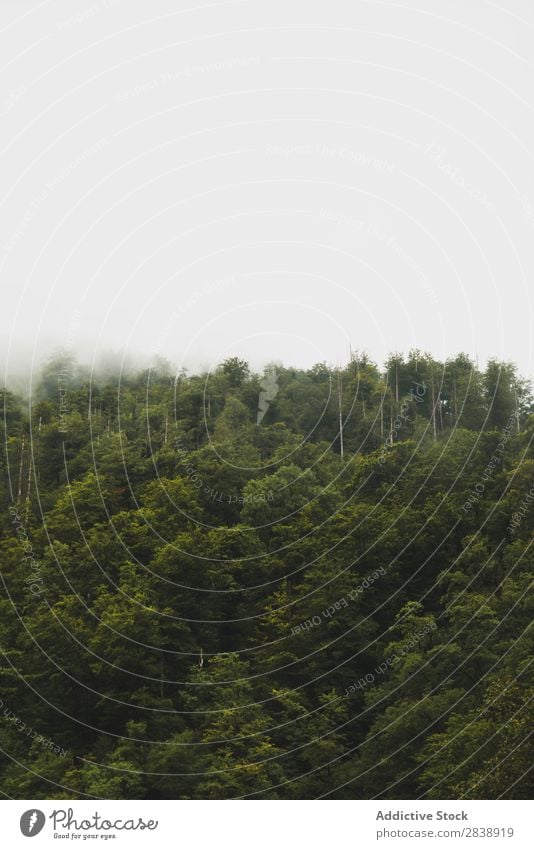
1, 0, 533, 387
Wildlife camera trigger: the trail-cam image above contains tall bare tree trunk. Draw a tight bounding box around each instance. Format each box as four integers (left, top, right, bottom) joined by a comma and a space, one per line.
431, 376, 437, 442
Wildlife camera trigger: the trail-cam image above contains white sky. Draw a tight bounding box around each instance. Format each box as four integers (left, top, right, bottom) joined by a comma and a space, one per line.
1, 0, 533, 381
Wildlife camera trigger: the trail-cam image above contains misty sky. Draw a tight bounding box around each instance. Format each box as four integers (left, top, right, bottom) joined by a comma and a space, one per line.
1, 0, 533, 383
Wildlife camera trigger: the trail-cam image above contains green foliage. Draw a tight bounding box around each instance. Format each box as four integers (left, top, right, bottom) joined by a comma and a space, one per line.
0, 353, 532, 799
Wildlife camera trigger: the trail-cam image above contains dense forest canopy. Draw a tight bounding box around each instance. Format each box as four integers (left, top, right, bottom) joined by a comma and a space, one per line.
0, 350, 532, 799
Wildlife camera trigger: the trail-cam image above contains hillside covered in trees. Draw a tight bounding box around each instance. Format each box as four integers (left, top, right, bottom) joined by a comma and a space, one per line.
0, 351, 532, 799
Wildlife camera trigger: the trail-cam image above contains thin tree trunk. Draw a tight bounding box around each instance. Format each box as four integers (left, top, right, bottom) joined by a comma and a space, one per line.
25, 451, 32, 521
17, 435, 25, 503
337, 370, 344, 461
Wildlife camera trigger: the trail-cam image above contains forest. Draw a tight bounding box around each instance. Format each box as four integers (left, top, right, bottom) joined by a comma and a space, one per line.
0, 350, 532, 799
